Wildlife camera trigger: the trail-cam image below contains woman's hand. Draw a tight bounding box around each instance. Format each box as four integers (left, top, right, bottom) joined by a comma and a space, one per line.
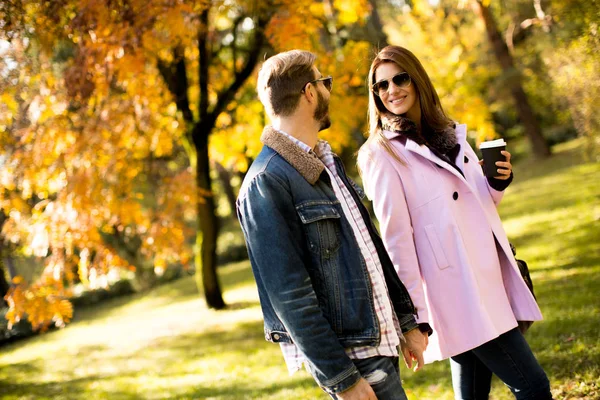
479, 150, 512, 180
400, 328, 428, 371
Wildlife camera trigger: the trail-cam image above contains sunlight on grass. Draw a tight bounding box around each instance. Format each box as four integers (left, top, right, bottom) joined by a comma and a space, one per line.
1, 139, 598, 399
497, 141, 600, 400
0, 260, 324, 400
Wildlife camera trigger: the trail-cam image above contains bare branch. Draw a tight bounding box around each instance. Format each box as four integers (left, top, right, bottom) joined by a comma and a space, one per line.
156, 48, 194, 124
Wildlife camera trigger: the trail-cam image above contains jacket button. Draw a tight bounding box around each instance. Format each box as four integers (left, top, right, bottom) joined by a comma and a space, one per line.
453, 191, 459, 200
464, 156, 469, 163
273, 333, 280, 340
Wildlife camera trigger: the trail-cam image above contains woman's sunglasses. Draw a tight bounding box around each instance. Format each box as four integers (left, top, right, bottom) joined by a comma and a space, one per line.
372, 72, 411, 96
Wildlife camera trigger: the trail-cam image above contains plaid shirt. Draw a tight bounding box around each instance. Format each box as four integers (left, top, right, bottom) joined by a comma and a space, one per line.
277, 130, 402, 374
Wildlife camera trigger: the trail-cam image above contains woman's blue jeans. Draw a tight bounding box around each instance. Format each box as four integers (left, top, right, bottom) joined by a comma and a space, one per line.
330, 356, 408, 400
450, 328, 552, 399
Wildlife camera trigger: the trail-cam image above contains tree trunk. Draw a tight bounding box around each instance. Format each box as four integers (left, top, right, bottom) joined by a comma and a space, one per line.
0, 212, 10, 304
476, 0, 551, 158
194, 131, 225, 309
1, 254, 17, 308
158, 5, 272, 310
0, 260, 10, 305
214, 161, 238, 215
366, 0, 388, 49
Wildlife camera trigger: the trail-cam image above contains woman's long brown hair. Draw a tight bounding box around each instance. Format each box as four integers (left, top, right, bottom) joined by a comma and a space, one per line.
361, 46, 453, 166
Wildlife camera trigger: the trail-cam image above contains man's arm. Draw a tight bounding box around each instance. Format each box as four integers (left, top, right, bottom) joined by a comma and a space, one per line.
237, 172, 360, 395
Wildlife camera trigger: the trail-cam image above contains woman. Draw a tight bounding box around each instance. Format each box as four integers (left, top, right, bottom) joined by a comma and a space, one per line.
357, 45, 552, 399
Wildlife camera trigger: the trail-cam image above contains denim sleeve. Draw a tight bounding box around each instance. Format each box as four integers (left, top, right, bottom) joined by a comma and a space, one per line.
398, 314, 419, 333
237, 172, 360, 395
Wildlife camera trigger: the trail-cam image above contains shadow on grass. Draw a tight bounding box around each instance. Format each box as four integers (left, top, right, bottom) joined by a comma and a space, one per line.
0, 375, 135, 400
511, 139, 592, 184
502, 163, 599, 220
509, 220, 600, 273
219, 260, 255, 290
527, 267, 600, 386
225, 300, 260, 310
147, 320, 267, 357
0, 320, 319, 400
180, 379, 319, 400
71, 261, 255, 326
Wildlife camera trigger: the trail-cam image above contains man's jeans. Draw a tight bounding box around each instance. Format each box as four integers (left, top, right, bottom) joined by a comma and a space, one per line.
450, 328, 552, 400
330, 356, 408, 400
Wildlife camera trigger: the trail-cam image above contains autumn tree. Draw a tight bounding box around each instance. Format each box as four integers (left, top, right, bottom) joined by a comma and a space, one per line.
59, 0, 375, 310
1, 0, 383, 330
153, 2, 277, 309
473, 0, 551, 157
153, 0, 379, 308
0, 1, 194, 328
533, 0, 600, 159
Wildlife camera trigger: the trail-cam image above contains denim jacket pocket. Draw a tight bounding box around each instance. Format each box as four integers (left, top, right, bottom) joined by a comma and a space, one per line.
424, 224, 450, 270
296, 201, 342, 257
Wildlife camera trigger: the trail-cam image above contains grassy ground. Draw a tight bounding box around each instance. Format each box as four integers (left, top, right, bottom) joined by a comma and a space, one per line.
0, 138, 598, 399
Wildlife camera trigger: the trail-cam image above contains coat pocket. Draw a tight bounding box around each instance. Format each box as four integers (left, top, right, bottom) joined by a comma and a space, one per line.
424, 224, 450, 270
296, 201, 342, 257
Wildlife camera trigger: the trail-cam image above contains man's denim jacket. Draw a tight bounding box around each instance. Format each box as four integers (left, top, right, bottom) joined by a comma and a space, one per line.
236, 126, 418, 395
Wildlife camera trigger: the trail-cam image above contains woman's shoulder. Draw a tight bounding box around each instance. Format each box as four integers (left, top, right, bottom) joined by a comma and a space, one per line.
359, 130, 407, 155
358, 131, 409, 172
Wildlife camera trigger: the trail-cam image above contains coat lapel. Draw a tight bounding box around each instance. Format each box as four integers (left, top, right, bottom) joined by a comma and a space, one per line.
404, 132, 474, 193
454, 124, 467, 172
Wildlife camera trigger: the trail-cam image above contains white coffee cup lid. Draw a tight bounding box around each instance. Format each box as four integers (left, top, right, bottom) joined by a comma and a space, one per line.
479, 138, 506, 149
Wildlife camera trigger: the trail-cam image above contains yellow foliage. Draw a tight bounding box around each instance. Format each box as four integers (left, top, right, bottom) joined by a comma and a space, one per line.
265, 1, 321, 51
386, 4, 497, 141
4, 277, 73, 331
334, 0, 370, 25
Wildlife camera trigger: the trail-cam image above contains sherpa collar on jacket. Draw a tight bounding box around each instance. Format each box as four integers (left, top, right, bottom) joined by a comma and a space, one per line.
260, 125, 324, 185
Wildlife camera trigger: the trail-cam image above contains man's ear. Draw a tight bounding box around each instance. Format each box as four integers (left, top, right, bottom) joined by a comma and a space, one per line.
303, 83, 317, 104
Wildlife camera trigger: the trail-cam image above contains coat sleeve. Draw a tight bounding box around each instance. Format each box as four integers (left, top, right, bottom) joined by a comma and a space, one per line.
358, 150, 429, 324
237, 171, 360, 395
466, 141, 507, 206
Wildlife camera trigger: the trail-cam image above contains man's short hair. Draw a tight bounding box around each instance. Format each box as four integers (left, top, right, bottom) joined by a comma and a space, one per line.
257, 50, 317, 117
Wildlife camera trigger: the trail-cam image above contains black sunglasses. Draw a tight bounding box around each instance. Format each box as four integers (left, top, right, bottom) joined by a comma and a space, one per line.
303, 76, 333, 92
372, 72, 411, 96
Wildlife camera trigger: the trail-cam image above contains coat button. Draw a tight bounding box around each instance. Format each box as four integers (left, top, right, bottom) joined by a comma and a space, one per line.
273, 333, 280, 340
453, 191, 459, 200
464, 156, 469, 163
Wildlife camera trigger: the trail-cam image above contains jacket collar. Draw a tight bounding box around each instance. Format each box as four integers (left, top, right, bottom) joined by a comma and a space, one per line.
387, 123, 470, 185
260, 125, 324, 185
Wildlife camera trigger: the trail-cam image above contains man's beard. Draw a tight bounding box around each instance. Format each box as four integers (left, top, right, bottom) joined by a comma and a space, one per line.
314, 90, 331, 131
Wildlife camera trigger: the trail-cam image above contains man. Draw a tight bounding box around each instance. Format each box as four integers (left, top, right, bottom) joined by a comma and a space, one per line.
236, 50, 429, 400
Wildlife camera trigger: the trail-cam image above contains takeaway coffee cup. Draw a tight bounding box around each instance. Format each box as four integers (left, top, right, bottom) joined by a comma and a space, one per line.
479, 139, 506, 178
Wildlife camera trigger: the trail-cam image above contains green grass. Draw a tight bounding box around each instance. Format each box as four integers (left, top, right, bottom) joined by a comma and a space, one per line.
1, 138, 598, 399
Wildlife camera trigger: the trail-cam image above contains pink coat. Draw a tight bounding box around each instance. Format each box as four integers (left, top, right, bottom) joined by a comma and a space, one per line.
357, 124, 543, 363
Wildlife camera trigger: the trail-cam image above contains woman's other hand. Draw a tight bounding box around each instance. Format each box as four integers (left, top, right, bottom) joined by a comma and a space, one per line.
478, 150, 512, 180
